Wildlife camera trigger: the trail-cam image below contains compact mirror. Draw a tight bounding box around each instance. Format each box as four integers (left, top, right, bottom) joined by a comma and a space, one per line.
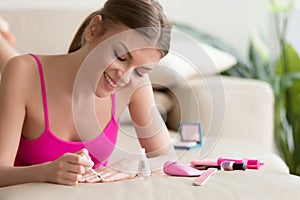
174, 122, 202, 150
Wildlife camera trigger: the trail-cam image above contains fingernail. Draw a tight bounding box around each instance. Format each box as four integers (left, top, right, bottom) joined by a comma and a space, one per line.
89, 160, 94, 166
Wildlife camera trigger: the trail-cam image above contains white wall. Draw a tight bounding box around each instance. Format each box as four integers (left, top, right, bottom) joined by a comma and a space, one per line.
0, 0, 105, 9
0, 0, 298, 56
287, 11, 300, 55
160, 0, 272, 56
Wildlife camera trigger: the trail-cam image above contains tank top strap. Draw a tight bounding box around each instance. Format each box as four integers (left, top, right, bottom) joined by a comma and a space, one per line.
29, 53, 50, 130
111, 93, 116, 119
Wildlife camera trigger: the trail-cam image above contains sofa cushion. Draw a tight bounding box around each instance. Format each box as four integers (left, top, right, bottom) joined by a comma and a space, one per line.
149, 35, 237, 89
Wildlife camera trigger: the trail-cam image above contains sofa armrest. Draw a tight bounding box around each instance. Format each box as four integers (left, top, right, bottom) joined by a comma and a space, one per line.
167, 76, 275, 152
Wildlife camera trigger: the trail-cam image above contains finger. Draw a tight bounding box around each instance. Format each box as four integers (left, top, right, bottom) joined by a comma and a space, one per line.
96, 167, 113, 177
80, 170, 102, 183
94, 166, 106, 173
75, 148, 88, 155
65, 153, 93, 167
98, 169, 119, 180
97, 166, 130, 177
77, 149, 94, 167
64, 162, 86, 174
57, 172, 82, 185
101, 172, 137, 182
78, 172, 92, 183
76, 148, 91, 160
81, 170, 95, 180
84, 174, 102, 183
64, 172, 82, 183
59, 179, 78, 186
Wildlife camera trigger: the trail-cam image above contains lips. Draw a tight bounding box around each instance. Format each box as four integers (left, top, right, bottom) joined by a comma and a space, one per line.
103, 71, 117, 88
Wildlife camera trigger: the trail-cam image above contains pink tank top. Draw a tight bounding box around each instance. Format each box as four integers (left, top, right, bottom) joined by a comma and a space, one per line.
14, 54, 119, 169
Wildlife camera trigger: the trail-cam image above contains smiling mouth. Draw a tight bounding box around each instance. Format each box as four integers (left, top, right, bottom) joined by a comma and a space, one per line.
104, 71, 117, 88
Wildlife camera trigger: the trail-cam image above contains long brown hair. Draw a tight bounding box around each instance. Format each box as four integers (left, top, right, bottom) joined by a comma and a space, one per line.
68, 0, 171, 57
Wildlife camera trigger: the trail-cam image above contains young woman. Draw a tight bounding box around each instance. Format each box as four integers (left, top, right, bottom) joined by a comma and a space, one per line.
0, 0, 176, 187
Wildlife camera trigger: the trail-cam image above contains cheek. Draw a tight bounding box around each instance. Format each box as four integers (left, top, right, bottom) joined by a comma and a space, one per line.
117, 70, 134, 86
104, 60, 116, 71
98, 76, 106, 90
107, 60, 127, 72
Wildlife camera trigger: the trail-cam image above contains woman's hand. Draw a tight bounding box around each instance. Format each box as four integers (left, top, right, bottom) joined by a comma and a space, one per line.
79, 166, 137, 183
44, 149, 94, 186
80, 158, 138, 183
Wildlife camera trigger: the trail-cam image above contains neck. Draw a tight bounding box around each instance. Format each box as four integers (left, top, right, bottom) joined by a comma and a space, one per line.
66, 49, 87, 70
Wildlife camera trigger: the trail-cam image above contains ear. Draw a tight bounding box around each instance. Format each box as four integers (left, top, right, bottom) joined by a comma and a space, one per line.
84, 15, 103, 42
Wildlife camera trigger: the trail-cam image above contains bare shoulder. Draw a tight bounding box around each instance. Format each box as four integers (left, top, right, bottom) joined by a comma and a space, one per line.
0, 54, 39, 98
3, 54, 36, 76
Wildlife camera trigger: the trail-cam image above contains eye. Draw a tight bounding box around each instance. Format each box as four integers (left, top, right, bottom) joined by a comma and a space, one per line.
134, 69, 144, 77
134, 67, 152, 77
114, 49, 127, 62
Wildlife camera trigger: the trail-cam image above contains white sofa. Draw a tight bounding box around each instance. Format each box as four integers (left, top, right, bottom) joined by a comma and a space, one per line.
1, 9, 300, 200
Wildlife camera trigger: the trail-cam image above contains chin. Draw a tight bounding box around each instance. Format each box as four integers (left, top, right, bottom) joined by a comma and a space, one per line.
95, 77, 115, 98
95, 90, 113, 98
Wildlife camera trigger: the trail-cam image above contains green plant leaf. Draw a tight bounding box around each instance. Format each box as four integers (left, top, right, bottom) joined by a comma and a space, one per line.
250, 28, 271, 64
249, 41, 268, 80
280, 73, 300, 89
277, 43, 300, 74
274, 104, 296, 172
275, 42, 300, 175
294, 95, 300, 168
276, 44, 300, 120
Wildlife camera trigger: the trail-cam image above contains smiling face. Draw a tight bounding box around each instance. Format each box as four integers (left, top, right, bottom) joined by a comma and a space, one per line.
98, 44, 162, 97
83, 16, 163, 98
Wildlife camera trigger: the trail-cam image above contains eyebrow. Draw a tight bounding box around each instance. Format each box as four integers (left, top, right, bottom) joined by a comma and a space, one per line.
119, 42, 133, 60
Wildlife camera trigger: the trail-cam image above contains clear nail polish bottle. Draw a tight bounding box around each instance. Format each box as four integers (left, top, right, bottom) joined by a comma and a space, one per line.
138, 148, 151, 180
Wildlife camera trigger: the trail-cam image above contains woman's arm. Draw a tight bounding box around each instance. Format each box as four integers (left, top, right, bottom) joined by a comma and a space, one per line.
0, 57, 93, 187
0, 57, 27, 167
0, 57, 41, 187
128, 79, 176, 170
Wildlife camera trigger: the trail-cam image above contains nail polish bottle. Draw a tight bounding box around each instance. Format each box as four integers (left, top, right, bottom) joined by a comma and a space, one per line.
138, 148, 151, 180
220, 161, 246, 171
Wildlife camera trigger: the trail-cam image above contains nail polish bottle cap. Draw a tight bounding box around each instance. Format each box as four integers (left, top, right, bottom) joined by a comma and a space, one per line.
140, 148, 146, 154
232, 163, 246, 170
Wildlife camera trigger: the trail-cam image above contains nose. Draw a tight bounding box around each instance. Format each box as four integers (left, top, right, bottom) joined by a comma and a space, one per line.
116, 68, 134, 87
